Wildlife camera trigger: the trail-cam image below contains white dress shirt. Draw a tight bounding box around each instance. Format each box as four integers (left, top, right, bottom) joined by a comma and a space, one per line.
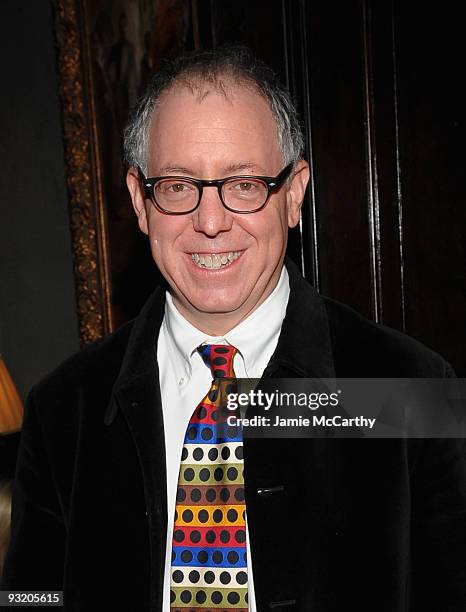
158, 266, 290, 611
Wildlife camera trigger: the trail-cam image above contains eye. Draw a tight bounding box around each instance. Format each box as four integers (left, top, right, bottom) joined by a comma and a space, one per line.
234, 181, 256, 192
156, 179, 197, 200
167, 182, 190, 193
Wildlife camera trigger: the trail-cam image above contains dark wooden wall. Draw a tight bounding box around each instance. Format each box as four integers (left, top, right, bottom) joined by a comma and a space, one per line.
192, 0, 465, 374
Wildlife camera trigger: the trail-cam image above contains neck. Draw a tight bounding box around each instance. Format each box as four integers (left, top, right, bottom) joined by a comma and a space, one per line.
171, 273, 283, 335
172, 301, 256, 336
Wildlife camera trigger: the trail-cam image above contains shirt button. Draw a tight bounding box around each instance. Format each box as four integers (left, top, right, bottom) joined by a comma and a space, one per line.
178, 377, 185, 386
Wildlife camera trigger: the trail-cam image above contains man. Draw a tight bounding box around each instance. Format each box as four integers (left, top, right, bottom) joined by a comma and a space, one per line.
2, 46, 466, 611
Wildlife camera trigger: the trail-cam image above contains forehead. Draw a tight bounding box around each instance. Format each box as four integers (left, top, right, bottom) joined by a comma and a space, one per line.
148, 82, 282, 172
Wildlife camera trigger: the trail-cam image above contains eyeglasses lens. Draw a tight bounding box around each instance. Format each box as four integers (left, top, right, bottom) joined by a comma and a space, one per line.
154, 179, 198, 213
222, 179, 268, 211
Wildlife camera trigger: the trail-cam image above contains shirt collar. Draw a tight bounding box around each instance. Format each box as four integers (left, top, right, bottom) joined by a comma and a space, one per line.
163, 266, 290, 378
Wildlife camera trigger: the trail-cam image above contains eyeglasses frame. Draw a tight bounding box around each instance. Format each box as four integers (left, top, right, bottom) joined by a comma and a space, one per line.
137, 162, 294, 215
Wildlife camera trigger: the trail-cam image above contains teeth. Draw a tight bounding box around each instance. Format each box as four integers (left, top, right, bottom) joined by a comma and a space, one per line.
191, 251, 241, 269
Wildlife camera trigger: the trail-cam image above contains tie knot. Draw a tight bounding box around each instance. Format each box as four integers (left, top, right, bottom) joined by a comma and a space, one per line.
197, 343, 237, 378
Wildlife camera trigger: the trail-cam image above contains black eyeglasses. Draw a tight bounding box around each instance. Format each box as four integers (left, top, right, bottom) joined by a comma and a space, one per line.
137, 163, 294, 215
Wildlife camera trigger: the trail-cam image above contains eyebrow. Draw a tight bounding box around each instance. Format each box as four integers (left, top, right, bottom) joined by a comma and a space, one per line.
157, 162, 267, 176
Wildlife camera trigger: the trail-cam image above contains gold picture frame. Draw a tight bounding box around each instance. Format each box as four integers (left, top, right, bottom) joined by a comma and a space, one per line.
53, 0, 113, 346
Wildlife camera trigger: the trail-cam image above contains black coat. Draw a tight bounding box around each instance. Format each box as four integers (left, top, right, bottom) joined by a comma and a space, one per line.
2, 260, 466, 611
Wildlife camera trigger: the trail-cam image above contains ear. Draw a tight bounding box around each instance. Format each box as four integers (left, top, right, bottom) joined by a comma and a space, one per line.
127, 167, 149, 235
286, 159, 310, 228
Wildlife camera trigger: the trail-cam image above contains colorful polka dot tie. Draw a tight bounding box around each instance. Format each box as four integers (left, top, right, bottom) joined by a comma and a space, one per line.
170, 344, 248, 611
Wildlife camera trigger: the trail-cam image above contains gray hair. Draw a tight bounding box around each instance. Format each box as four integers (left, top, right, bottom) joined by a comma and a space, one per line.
123, 45, 305, 173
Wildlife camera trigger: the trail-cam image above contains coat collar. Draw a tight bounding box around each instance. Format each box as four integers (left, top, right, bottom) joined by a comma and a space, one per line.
264, 257, 336, 380
104, 285, 166, 425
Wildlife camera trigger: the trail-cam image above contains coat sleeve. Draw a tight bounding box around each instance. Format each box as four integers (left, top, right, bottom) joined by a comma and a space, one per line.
1, 387, 66, 589
410, 362, 466, 611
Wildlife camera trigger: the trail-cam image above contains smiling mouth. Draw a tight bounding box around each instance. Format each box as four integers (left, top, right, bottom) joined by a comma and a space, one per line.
190, 251, 242, 269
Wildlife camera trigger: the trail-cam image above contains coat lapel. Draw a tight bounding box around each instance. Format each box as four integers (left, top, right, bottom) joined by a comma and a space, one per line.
104, 286, 168, 611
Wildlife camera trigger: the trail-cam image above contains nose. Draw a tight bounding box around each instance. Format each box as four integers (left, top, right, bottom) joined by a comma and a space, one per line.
192, 185, 233, 236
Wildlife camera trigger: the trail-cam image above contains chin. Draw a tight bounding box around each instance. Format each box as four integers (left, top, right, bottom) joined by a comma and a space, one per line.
181, 286, 247, 314
190, 297, 244, 315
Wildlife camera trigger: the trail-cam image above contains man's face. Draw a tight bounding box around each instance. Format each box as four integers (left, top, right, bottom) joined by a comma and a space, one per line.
127, 83, 309, 333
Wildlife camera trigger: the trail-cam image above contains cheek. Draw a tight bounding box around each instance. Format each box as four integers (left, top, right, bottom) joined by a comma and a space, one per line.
146, 222, 163, 257
147, 216, 186, 251
146, 218, 182, 273
243, 205, 288, 252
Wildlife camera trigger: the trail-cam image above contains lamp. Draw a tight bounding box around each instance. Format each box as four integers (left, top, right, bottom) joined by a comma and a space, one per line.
0, 356, 23, 434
